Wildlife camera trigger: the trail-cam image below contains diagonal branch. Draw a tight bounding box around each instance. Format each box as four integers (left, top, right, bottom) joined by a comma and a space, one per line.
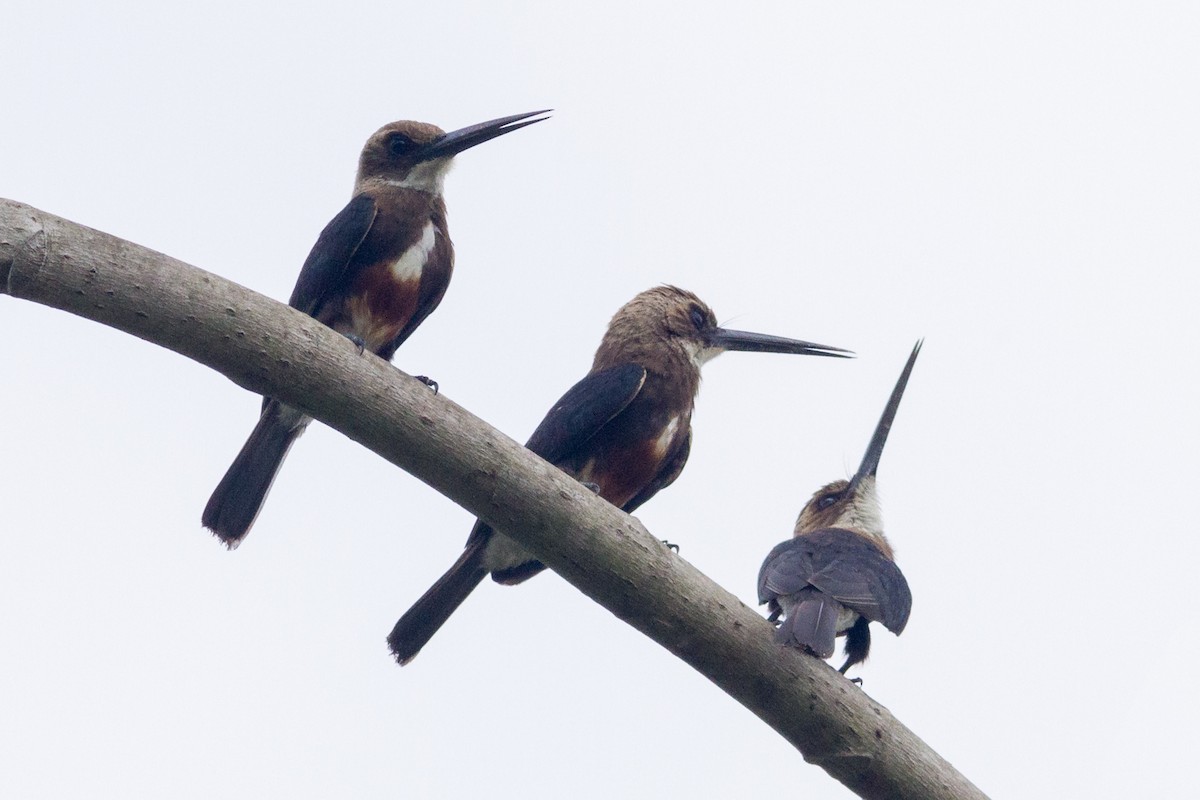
0, 198, 988, 800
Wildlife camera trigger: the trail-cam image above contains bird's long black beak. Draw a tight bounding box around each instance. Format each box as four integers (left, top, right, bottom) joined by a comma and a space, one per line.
706, 327, 853, 358
420, 110, 552, 161
847, 340, 923, 493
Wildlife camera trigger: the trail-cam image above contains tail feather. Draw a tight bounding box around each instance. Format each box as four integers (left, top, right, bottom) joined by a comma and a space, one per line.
202, 401, 306, 548
777, 591, 839, 658
491, 558, 546, 585
388, 537, 489, 665
838, 616, 872, 674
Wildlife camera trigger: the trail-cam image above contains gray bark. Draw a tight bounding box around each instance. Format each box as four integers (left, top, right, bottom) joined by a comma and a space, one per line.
0, 198, 989, 800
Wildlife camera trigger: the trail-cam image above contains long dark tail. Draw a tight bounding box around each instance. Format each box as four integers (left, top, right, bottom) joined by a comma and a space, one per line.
202, 401, 306, 548
388, 535, 489, 665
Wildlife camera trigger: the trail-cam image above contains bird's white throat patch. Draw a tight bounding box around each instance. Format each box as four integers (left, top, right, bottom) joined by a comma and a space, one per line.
684, 339, 722, 371
837, 478, 886, 543
391, 157, 452, 194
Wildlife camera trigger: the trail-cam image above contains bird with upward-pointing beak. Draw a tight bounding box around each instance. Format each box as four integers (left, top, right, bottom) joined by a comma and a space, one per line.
758, 341, 921, 676
203, 111, 550, 548
388, 285, 852, 664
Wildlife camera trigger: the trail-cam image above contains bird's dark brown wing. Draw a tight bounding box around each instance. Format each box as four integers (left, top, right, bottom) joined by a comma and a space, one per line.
758, 528, 911, 634
465, 364, 647, 576
523, 364, 648, 463
287, 193, 377, 316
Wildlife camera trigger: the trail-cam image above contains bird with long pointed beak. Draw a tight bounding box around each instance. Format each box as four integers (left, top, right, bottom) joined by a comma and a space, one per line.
203, 111, 551, 548
758, 341, 921, 675
388, 285, 851, 664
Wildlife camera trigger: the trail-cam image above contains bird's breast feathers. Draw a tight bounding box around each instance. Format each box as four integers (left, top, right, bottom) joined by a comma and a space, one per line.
388, 221, 438, 282
343, 224, 439, 351
577, 415, 683, 508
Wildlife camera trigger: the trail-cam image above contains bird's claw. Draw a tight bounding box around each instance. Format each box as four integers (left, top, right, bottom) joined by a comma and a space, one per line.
580, 481, 601, 495
414, 376, 439, 394
663, 540, 680, 552
345, 334, 367, 354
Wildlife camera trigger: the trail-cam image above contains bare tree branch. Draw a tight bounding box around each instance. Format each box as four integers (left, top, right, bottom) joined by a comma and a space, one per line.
1, 198, 988, 800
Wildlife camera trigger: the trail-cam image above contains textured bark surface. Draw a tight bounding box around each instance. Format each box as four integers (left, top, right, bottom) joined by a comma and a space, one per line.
0, 198, 988, 800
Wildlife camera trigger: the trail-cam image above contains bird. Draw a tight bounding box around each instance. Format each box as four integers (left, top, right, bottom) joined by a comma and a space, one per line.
388, 285, 852, 664
203, 110, 550, 548
757, 340, 921, 676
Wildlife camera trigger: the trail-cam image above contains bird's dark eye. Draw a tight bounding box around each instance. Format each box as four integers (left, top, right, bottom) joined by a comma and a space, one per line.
817, 493, 840, 510
689, 306, 707, 330
387, 132, 415, 156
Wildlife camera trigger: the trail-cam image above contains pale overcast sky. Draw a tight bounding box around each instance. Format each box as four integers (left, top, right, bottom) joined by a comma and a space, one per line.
3, 3, 1198, 798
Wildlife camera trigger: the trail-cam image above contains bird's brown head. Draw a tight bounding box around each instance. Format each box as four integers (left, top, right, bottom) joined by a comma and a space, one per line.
593, 286, 851, 378
593, 286, 715, 376
356, 110, 550, 194
794, 477, 889, 558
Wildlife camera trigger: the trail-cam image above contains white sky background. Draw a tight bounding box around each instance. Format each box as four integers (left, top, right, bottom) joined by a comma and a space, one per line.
2, 2, 1197, 797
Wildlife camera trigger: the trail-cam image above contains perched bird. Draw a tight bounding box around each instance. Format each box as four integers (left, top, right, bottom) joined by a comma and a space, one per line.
757, 341, 921, 675
389, 285, 851, 664
203, 111, 550, 548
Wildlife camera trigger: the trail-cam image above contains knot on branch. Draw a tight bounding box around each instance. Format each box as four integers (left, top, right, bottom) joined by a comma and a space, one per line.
1, 201, 49, 295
